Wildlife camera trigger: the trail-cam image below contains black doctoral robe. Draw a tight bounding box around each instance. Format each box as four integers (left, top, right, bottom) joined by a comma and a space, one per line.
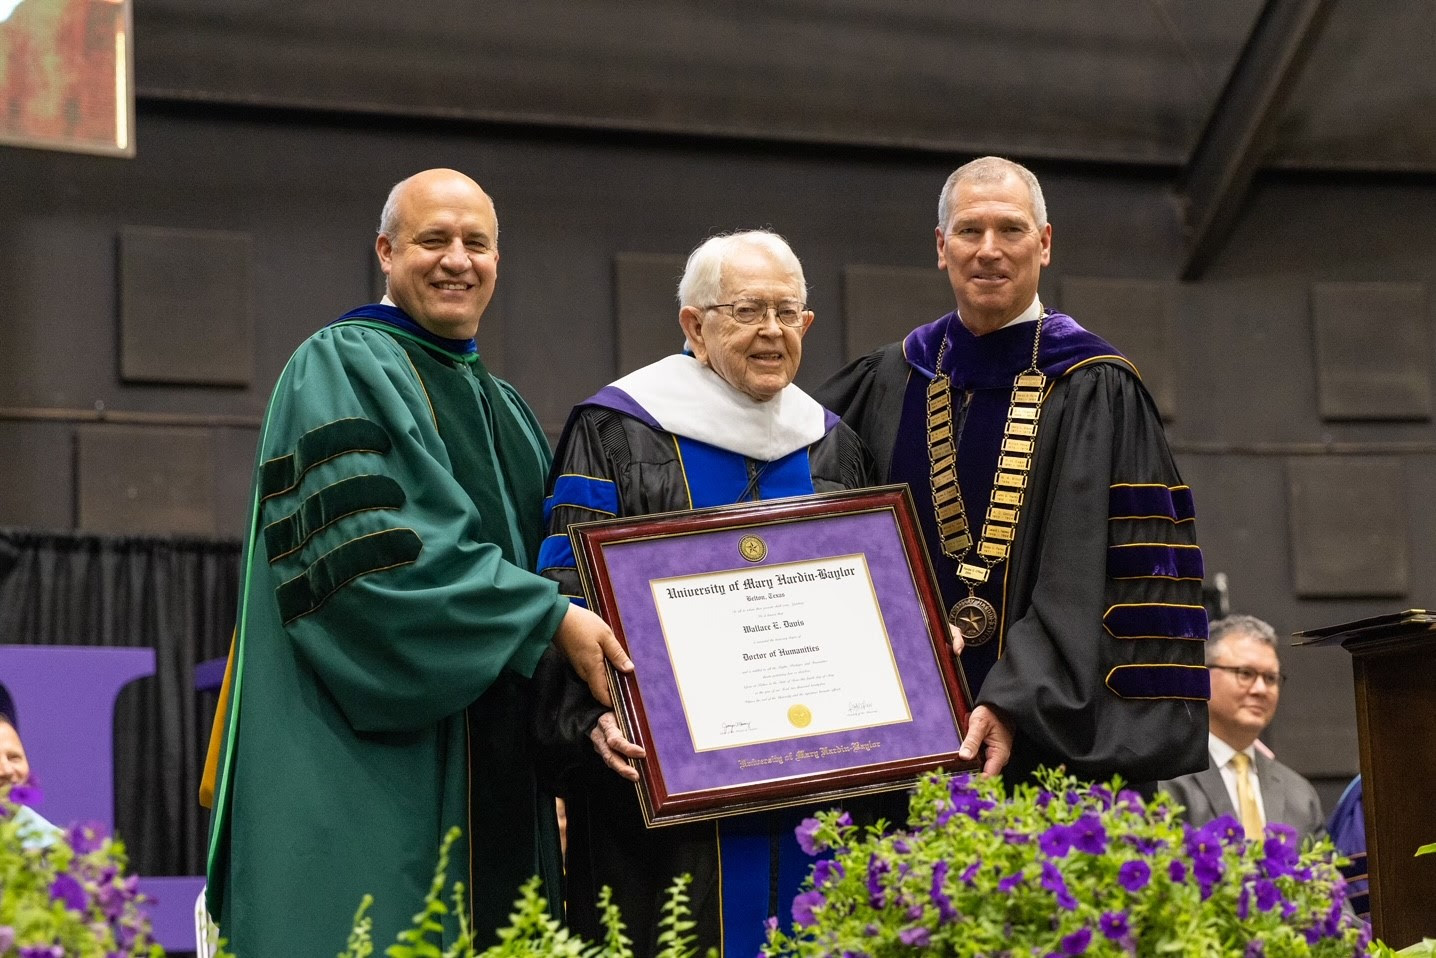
530, 356, 900, 958
817, 309, 1210, 785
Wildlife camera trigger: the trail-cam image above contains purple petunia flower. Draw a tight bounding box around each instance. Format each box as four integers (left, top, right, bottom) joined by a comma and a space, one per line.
1003, 829, 1033, 845
50, 872, 89, 912
1071, 813, 1107, 855
812, 859, 844, 888
1039, 824, 1074, 858
1041, 861, 1077, 911
1211, 815, 1244, 848
997, 869, 1025, 893
1117, 789, 1144, 812
1193, 853, 1225, 886
1244, 940, 1265, 958
951, 791, 996, 820
1238, 884, 1251, 920
930, 860, 958, 922
898, 926, 932, 947
1060, 927, 1092, 956
1099, 911, 1129, 941
67, 821, 108, 855
98, 882, 130, 921
1117, 860, 1150, 892
1036, 790, 1054, 808
0, 928, 13, 951
1254, 878, 1282, 912
1123, 834, 1165, 855
1168, 859, 1188, 883
9, 782, 42, 807
1260, 826, 1300, 878
959, 859, 982, 884
791, 890, 825, 928
19, 947, 64, 958
866, 854, 890, 908
1184, 822, 1223, 861
795, 817, 823, 856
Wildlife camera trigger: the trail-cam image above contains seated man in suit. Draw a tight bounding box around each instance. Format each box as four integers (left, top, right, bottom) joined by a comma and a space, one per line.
1160, 614, 1324, 841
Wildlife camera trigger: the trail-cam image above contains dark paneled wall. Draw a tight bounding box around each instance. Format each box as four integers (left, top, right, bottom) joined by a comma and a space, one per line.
4, 103, 1433, 794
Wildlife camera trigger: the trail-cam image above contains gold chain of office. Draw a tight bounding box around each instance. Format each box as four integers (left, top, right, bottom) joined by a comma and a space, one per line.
927, 309, 1048, 646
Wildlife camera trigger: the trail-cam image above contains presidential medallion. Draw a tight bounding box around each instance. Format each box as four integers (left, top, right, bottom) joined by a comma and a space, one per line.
948, 596, 997, 646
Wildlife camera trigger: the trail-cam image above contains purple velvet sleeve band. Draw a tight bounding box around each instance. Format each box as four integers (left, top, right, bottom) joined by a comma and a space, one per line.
1109, 484, 1196, 522
1103, 603, 1208, 640
1105, 664, 1211, 700
1107, 543, 1204, 580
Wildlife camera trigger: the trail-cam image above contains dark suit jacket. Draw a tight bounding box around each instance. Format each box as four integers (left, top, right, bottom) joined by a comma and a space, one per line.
1160, 750, 1326, 842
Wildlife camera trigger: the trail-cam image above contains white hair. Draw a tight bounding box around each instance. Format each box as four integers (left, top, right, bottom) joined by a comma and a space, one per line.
677, 230, 808, 308
937, 156, 1048, 231
377, 176, 408, 241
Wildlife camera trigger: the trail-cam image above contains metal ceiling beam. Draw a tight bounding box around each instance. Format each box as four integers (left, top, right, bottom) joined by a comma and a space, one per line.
1176, 0, 1333, 280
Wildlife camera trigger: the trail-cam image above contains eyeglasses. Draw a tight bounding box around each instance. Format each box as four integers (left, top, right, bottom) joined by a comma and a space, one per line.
1208, 664, 1286, 688
704, 299, 808, 327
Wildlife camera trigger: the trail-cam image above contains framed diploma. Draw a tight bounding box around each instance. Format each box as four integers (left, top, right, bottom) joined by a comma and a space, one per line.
569, 484, 977, 826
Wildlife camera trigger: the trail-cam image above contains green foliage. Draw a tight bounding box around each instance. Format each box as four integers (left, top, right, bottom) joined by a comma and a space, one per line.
0, 786, 162, 957
765, 768, 1378, 958
653, 875, 698, 958
338, 828, 711, 958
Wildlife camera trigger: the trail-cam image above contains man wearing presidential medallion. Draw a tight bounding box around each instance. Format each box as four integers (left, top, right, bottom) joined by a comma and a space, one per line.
818, 156, 1209, 784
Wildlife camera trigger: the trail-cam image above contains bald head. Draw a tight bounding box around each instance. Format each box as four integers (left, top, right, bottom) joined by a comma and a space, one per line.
378, 169, 497, 244
376, 169, 501, 339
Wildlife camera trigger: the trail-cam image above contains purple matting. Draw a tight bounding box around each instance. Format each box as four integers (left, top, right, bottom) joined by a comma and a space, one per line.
600, 507, 962, 798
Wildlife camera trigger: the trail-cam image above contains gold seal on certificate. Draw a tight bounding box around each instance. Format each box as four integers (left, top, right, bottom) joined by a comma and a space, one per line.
739, 534, 768, 562
948, 595, 997, 646
787, 703, 812, 728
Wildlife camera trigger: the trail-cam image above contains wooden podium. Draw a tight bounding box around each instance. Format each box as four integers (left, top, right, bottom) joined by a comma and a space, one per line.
1295, 611, 1436, 947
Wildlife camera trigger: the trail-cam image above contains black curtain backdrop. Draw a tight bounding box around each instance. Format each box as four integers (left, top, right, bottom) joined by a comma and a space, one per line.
0, 529, 240, 877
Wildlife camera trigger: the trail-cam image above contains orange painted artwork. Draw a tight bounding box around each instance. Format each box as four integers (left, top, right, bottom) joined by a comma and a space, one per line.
0, 0, 132, 156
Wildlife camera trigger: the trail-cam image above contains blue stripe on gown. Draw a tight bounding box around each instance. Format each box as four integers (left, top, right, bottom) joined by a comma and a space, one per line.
676, 436, 818, 957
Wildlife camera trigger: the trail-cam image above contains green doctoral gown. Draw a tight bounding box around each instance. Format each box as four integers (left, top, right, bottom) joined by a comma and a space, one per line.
206, 307, 568, 958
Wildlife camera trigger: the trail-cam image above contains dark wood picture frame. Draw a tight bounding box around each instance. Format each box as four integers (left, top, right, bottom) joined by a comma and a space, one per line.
569, 484, 977, 827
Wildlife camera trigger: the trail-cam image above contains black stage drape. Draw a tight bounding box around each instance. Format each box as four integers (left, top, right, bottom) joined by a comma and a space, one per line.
0, 529, 239, 877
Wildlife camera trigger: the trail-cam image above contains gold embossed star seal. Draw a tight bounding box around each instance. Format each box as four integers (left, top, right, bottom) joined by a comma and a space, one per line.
739, 534, 768, 562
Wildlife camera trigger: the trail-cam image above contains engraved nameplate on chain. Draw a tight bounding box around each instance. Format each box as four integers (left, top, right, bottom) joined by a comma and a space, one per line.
978, 541, 1009, 560
957, 562, 990, 584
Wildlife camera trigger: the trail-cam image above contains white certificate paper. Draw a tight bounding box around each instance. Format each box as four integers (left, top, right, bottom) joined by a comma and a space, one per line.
651, 553, 911, 752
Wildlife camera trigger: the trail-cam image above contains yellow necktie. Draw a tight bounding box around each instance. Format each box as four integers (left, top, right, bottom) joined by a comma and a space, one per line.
1231, 751, 1264, 840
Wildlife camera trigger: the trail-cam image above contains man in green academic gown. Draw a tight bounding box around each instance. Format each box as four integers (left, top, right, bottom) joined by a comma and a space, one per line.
204, 169, 632, 958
